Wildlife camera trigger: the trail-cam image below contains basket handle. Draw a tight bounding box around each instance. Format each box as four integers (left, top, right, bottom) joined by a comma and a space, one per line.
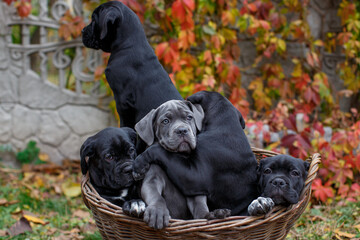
81, 173, 91, 210
305, 153, 321, 186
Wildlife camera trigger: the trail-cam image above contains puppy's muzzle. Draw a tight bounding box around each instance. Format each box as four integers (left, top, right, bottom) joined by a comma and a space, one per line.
175, 127, 188, 136
271, 178, 287, 188
119, 161, 133, 173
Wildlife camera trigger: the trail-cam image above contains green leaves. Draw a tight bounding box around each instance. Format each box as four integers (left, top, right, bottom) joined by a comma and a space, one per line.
16, 141, 40, 165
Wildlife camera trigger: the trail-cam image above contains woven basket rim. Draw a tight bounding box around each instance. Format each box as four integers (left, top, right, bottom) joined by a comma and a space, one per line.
81, 148, 321, 234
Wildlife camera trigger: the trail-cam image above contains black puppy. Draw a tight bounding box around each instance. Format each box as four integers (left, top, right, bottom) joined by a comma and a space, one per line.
80, 127, 144, 213
82, 1, 182, 129
81, 127, 193, 229
133, 91, 259, 216
248, 155, 310, 216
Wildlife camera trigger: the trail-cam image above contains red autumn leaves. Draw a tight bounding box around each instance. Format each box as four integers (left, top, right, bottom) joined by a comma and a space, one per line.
4, 0, 31, 18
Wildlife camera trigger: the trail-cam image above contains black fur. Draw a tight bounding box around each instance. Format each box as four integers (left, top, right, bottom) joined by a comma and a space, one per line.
82, 1, 182, 129
80, 127, 140, 206
257, 154, 310, 206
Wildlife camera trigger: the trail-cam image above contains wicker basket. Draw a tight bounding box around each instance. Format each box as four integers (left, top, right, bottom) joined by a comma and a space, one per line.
81, 147, 320, 239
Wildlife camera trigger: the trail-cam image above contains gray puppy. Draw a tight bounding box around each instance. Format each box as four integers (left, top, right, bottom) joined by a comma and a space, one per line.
135, 100, 231, 228
135, 100, 204, 153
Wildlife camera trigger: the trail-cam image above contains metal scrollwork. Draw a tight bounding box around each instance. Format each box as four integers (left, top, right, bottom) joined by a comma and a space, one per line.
51, 0, 69, 21
322, 52, 345, 76
39, 0, 48, 20
53, 48, 71, 69
72, 47, 96, 82
2, 0, 108, 97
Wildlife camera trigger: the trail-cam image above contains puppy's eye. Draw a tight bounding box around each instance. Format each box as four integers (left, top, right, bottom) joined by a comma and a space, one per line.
105, 154, 113, 161
186, 115, 193, 121
291, 170, 300, 177
128, 147, 135, 156
162, 119, 169, 125
264, 168, 272, 174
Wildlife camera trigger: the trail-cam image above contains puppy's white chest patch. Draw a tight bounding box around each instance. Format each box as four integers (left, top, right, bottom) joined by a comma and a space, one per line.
111, 188, 129, 201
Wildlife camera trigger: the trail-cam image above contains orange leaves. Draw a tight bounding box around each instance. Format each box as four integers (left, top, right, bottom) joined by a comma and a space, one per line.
240, 0, 273, 20
229, 88, 250, 117
178, 30, 195, 50
312, 179, 335, 203
247, 18, 271, 36
155, 41, 181, 72
120, 0, 145, 22
172, 0, 195, 30
59, 10, 85, 41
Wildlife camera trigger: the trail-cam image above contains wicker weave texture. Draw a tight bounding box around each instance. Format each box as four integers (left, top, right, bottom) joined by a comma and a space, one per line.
81, 148, 321, 240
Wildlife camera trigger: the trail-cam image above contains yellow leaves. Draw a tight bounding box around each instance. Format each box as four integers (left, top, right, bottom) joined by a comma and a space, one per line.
341, 63, 360, 91
221, 10, 237, 25
334, 229, 356, 239
291, 60, 302, 78
220, 28, 237, 41
276, 38, 286, 53
23, 214, 47, 225
61, 180, 81, 198
338, 0, 356, 25
248, 77, 272, 111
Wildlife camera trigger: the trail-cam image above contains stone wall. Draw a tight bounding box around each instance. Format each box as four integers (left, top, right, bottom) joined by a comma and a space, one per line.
0, 1, 116, 165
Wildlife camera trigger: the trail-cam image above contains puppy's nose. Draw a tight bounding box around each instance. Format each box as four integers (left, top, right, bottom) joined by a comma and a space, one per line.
272, 178, 286, 187
175, 127, 188, 136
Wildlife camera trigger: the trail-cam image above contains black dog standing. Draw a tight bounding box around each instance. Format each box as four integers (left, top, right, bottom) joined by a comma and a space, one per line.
82, 1, 182, 129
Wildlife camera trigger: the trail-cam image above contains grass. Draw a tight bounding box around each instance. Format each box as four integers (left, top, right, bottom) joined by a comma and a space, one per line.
288, 201, 360, 239
1, 162, 359, 239
0, 164, 102, 240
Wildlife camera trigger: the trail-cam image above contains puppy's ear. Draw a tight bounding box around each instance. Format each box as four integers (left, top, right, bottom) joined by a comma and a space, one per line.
256, 160, 263, 176
99, 9, 121, 40
256, 160, 264, 193
135, 109, 157, 146
80, 138, 94, 175
186, 101, 205, 131
123, 127, 137, 145
304, 160, 310, 172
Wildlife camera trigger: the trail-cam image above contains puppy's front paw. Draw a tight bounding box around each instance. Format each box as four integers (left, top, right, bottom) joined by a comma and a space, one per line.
206, 208, 231, 220
132, 154, 150, 181
143, 204, 170, 230
248, 197, 275, 216
123, 199, 146, 218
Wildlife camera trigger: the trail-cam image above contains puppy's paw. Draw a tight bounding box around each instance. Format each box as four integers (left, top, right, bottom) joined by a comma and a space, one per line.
143, 204, 170, 230
206, 208, 231, 220
248, 197, 275, 216
132, 155, 150, 181
123, 199, 146, 218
